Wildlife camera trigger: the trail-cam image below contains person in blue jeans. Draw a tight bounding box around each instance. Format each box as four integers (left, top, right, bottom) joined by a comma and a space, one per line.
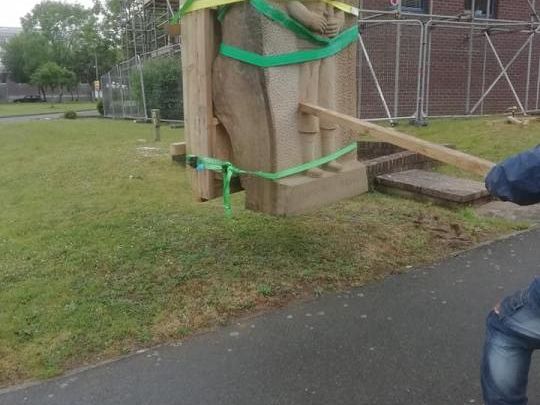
481, 280, 540, 404
482, 146, 540, 405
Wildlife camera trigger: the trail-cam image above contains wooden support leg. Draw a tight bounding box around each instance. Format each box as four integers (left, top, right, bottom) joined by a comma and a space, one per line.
299, 102, 495, 177
181, 9, 220, 201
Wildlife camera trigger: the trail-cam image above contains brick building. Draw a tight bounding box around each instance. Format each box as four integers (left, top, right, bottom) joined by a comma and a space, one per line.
357, 0, 539, 120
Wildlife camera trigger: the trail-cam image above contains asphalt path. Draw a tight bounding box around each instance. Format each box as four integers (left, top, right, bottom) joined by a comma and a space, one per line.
2, 229, 540, 405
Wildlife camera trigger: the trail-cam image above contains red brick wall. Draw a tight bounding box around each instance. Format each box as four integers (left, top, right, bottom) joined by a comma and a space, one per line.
358, 0, 539, 118
361, 0, 534, 20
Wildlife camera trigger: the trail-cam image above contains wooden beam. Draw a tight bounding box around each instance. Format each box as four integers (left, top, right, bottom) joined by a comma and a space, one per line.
181, 9, 220, 201
170, 142, 186, 157
299, 102, 495, 177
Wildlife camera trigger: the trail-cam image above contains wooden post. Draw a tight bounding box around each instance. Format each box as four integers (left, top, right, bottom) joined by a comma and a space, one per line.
181, 9, 220, 201
299, 102, 495, 177
151, 109, 161, 142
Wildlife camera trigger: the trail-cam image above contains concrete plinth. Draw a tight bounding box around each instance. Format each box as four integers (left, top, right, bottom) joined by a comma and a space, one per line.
246, 161, 368, 215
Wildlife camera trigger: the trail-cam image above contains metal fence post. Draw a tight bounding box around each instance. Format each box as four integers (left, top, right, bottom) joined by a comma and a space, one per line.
152, 109, 161, 141
423, 21, 433, 117
536, 48, 540, 110
358, 33, 395, 123
394, 2, 402, 119
525, 0, 536, 111
357, 26, 364, 119
137, 55, 148, 121
526, 32, 533, 112
465, 0, 475, 114
118, 64, 126, 118
414, 21, 425, 124
109, 72, 116, 118
479, 31, 488, 115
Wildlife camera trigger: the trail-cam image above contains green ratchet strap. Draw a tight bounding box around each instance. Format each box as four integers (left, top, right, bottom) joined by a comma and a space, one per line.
173, 0, 359, 24
220, 25, 357, 67
173, 0, 359, 66
187, 142, 357, 215
217, 4, 230, 21
218, 0, 359, 67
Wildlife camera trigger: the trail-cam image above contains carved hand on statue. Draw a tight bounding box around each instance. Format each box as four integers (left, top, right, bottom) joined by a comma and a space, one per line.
323, 11, 344, 38
286, 1, 327, 34
307, 12, 329, 34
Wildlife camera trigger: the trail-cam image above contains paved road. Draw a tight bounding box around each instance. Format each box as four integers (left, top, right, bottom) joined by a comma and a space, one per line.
2, 229, 540, 405
0, 110, 98, 123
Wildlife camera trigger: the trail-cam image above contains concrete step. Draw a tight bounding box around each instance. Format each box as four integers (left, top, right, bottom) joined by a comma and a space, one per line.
375, 169, 491, 207
357, 141, 444, 186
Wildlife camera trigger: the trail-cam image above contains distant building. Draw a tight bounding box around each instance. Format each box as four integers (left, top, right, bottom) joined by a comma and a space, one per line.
0, 27, 22, 83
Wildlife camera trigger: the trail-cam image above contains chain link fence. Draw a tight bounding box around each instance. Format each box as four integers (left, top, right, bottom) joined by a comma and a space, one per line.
102, 21, 540, 124
102, 56, 146, 119
358, 19, 540, 122
101, 44, 183, 122
358, 19, 424, 122
423, 21, 538, 118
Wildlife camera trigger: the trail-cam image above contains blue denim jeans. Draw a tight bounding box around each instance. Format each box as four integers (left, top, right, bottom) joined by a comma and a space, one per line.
482, 278, 540, 405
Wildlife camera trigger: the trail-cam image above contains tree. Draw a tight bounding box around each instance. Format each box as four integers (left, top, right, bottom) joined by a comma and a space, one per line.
63, 70, 79, 101
21, 1, 93, 43
21, 0, 120, 97
71, 14, 120, 93
93, 0, 123, 46
31, 62, 75, 102
0, 32, 52, 83
22, 1, 92, 70
1, 0, 121, 103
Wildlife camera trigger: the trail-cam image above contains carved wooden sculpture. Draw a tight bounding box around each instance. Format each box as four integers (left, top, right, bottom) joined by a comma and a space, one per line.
211, 0, 368, 215
287, 1, 345, 177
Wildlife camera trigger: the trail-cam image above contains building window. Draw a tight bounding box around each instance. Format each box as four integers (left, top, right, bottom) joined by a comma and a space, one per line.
390, 0, 427, 13
465, 0, 497, 18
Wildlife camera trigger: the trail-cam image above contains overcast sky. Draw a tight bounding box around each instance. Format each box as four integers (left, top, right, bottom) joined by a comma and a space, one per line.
0, 0, 95, 27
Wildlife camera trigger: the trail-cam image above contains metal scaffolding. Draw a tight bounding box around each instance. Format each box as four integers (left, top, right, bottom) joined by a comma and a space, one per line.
112, 0, 540, 123
357, 0, 540, 123
120, 0, 180, 59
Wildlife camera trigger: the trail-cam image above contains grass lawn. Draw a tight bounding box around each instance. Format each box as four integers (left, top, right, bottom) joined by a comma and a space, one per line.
0, 116, 529, 386
402, 116, 540, 178
0, 101, 97, 118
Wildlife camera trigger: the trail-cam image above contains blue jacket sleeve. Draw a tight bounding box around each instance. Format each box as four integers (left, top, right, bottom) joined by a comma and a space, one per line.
485, 146, 540, 206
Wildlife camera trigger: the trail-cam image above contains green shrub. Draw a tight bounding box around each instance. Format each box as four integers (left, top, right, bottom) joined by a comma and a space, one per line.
64, 110, 77, 119
131, 57, 183, 120
97, 99, 104, 116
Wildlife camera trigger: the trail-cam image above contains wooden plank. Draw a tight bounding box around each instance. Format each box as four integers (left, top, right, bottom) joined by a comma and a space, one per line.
181, 9, 220, 201
299, 102, 495, 177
